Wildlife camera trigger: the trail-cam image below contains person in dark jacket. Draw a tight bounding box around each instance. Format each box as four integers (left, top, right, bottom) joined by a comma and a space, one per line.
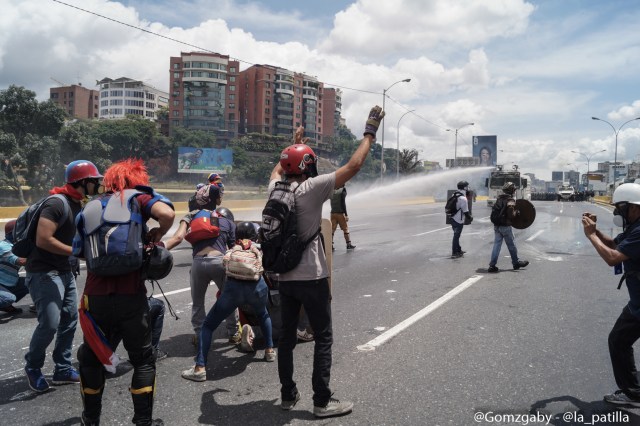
330, 185, 355, 251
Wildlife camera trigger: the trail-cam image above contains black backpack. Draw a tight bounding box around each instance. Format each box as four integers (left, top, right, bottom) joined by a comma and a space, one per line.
445, 191, 463, 215
259, 181, 319, 273
490, 198, 509, 226
12, 194, 71, 258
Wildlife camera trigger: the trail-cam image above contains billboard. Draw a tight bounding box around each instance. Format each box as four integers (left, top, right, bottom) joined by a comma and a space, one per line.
177, 147, 233, 174
472, 135, 497, 167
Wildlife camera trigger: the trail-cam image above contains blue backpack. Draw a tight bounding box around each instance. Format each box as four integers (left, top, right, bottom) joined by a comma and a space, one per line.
73, 188, 149, 276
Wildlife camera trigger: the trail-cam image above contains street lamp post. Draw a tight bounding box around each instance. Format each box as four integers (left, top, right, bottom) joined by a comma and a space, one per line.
380, 78, 411, 180
452, 123, 474, 167
571, 149, 606, 191
396, 109, 415, 179
591, 116, 640, 188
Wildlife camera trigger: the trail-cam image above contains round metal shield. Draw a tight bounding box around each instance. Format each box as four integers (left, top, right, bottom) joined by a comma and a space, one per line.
511, 199, 536, 229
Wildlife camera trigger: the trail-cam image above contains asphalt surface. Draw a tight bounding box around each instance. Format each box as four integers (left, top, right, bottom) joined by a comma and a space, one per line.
1, 196, 640, 426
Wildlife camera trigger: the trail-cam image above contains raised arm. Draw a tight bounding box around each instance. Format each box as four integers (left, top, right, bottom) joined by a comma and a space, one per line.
335, 106, 385, 189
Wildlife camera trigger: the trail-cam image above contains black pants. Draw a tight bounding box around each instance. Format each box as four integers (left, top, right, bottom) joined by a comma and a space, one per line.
77, 293, 156, 425
609, 305, 640, 399
278, 279, 333, 407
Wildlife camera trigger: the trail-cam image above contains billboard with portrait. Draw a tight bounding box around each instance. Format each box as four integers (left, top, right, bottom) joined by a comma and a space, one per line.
178, 147, 233, 174
472, 135, 497, 167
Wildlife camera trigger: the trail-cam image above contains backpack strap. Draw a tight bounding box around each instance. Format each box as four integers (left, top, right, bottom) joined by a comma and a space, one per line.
49, 194, 72, 226
135, 185, 175, 216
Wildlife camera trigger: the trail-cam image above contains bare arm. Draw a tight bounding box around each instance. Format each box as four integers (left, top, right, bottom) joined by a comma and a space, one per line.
335, 106, 385, 189
583, 215, 627, 266
270, 126, 308, 181
163, 221, 188, 250
147, 202, 176, 243
35, 217, 72, 256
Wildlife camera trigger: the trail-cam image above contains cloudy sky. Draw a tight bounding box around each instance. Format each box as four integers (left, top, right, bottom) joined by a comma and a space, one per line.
2, 0, 640, 180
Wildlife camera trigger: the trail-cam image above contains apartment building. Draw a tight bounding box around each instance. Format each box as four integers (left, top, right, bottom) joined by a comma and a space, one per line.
238, 64, 342, 151
97, 77, 169, 120
168, 52, 240, 143
49, 84, 99, 119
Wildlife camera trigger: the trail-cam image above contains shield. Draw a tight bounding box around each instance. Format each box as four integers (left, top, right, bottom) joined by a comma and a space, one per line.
512, 199, 536, 229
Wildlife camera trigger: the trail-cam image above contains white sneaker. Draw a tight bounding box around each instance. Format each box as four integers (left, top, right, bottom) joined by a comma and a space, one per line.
240, 324, 255, 352
297, 329, 314, 342
313, 397, 353, 418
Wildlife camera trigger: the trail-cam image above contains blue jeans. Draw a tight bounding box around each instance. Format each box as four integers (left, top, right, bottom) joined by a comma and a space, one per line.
451, 220, 464, 254
25, 271, 78, 373
0, 277, 29, 308
196, 277, 272, 367
490, 226, 519, 267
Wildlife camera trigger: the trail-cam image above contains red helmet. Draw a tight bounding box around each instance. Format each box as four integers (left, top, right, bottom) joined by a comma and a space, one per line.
207, 173, 222, 183
279, 145, 318, 177
65, 160, 103, 184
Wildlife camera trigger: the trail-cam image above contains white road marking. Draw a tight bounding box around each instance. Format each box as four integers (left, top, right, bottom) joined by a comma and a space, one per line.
526, 229, 545, 242
386, 290, 396, 293
416, 213, 441, 217
552, 217, 559, 223
357, 275, 483, 351
413, 226, 450, 237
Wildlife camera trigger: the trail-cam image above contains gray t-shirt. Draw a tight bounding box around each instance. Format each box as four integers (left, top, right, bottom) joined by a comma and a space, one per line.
268, 172, 335, 282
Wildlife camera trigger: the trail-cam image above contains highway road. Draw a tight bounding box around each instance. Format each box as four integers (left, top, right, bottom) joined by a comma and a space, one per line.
1, 194, 638, 426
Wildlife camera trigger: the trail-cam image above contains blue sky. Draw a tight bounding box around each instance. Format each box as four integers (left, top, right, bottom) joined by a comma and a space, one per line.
2, 0, 640, 180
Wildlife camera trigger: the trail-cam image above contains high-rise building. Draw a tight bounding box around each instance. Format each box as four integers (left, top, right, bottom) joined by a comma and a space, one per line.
551, 171, 564, 182
169, 52, 240, 142
49, 84, 100, 119
97, 77, 168, 120
238, 64, 341, 150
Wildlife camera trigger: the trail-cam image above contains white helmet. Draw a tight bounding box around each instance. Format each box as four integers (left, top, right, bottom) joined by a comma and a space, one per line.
612, 183, 640, 205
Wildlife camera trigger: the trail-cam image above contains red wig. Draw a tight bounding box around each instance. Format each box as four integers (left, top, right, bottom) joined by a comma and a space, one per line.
103, 158, 149, 195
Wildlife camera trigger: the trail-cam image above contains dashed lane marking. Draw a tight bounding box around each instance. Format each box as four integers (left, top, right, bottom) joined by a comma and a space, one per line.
412, 226, 449, 237
526, 229, 545, 242
357, 274, 483, 351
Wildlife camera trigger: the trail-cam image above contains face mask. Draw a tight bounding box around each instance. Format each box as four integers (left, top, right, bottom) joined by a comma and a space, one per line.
613, 213, 625, 228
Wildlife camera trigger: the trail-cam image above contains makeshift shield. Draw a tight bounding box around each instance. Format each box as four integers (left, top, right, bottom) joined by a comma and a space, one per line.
512, 199, 536, 229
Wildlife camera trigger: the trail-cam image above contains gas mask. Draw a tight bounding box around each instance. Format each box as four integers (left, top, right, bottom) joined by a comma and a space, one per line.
613, 202, 629, 229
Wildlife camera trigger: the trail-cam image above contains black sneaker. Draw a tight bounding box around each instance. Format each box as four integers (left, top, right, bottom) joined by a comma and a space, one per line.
487, 266, 499, 273
346, 243, 356, 250
513, 260, 529, 270
451, 252, 463, 259
0, 305, 22, 314
155, 348, 168, 361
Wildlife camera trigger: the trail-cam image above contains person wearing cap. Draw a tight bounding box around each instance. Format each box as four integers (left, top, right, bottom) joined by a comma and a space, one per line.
487, 181, 529, 273
24, 160, 103, 393
271, 106, 384, 418
450, 180, 473, 259
0, 220, 28, 314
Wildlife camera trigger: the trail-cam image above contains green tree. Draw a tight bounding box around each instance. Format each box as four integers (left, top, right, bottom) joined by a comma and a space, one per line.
398, 148, 424, 175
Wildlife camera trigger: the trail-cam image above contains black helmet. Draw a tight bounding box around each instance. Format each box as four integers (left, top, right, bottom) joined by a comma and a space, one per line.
145, 245, 174, 280
457, 180, 469, 190
236, 221, 258, 241
215, 207, 234, 222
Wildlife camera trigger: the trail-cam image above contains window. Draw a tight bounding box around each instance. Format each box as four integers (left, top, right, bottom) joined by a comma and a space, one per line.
229, 85, 235, 91
229, 94, 235, 100
173, 110, 179, 117
173, 63, 180, 69
111, 90, 123, 97
51, 93, 59, 99
229, 113, 235, 121
265, 108, 270, 114
69, 92, 74, 98
173, 100, 180, 106
229, 103, 235, 109
230, 67, 236, 73
229, 76, 236, 82
101, 100, 108, 107
172, 119, 179, 126
265, 99, 270, 105
265, 83, 270, 88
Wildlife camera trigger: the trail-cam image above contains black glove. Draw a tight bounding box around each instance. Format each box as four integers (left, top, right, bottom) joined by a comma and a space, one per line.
465, 212, 473, 223
364, 106, 385, 137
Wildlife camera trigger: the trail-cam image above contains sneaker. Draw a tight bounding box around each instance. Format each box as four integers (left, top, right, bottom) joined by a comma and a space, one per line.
181, 366, 206, 382
513, 260, 529, 270
228, 331, 242, 345
346, 243, 356, 250
332, 245, 335, 252
297, 329, 314, 342
52, 368, 80, 385
29, 304, 37, 314
25, 367, 50, 392
487, 266, 499, 273
604, 390, 640, 407
281, 391, 300, 410
155, 348, 168, 361
313, 397, 354, 418
0, 305, 23, 314
240, 324, 255, 352
264, 348, 276, 362
451, 252, 463, 259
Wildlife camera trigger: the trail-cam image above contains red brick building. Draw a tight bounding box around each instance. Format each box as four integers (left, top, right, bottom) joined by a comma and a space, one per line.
49, 84, 99, 119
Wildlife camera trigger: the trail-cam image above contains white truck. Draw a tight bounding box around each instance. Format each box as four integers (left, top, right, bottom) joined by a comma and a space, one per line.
556, 183, 576, 201
485, 165, 530, 206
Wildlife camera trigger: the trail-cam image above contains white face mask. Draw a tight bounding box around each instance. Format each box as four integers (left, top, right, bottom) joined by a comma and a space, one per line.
613, 214, 625, 228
